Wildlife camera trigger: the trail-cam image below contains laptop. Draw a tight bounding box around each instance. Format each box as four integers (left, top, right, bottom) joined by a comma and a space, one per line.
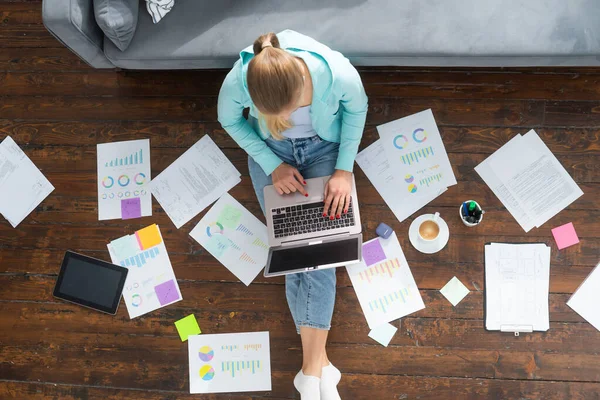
263, 175, 362, 277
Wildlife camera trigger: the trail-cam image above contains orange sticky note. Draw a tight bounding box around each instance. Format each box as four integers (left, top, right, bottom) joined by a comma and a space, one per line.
135, 224, 162, 250
551, 222, 579, 250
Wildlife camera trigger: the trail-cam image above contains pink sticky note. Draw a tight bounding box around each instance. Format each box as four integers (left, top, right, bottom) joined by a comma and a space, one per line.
362, 239, 386, 266
154, 279, 179, 306
121, 198, 141, 220
551, 222, 579, 250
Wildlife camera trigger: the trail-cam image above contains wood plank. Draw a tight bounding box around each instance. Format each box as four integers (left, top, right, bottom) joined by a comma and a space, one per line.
544, 101, 600, 127
0, 48, 90, 71
0, 3, 43, 26
0, 27, 61, 48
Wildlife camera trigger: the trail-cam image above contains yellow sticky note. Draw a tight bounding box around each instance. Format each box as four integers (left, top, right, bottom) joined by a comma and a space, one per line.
135, 224, 162, 250
174, 314, 201, 342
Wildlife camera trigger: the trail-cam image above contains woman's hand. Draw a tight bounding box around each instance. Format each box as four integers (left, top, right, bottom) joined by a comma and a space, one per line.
271, 163, 307, 196
323, 170, 353, 219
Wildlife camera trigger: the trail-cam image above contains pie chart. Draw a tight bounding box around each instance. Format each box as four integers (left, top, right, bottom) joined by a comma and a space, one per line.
198, 346, 214, 362
199, 364, 215, 381
404, 174, 414, 183
407, 184, 418, 193
206, 222, 224, 238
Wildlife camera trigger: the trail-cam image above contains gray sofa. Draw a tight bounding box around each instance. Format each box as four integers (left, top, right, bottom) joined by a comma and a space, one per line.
43, 0, 600, 69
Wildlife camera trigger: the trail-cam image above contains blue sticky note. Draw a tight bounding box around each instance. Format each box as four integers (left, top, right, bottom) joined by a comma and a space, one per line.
110, 235, 141, 261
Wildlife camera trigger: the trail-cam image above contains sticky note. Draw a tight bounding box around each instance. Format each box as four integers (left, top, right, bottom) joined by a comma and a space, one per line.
110, 234, 140, 260
135, 224, 162, 250
174, 314, 201, 342
217, 204, 243, 229
154, 279, 179, 306
551, 222, 579, 250
362, 239, 386, 266
121, 198, 142, 220
368, 322, 398, 347
440, 276, 470, 306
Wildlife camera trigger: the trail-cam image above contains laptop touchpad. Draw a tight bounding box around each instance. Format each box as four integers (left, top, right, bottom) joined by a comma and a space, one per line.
294, 177, 325, 202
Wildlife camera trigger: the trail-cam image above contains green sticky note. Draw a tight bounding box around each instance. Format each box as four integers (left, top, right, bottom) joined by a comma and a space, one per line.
174, 314, 201, 342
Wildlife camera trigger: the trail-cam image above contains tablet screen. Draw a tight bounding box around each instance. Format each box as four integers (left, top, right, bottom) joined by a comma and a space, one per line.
54, 251, 128, 314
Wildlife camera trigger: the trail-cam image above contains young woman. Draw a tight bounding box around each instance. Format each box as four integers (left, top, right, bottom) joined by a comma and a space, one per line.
218, 30, 368, 400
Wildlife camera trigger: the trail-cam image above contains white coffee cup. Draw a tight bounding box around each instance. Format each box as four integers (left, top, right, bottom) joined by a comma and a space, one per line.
418, 212, 441, 242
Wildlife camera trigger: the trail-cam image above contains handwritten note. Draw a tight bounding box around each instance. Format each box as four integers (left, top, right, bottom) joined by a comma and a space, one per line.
121, 198, 142, 220
154, 279, 179, 306
362, 239, 386, 266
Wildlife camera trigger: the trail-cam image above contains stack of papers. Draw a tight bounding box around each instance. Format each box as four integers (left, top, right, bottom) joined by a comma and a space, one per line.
190, 193, 269, 286
475, 130, 583, 232
485, 243, 551, 333
0, 136, 54, 227
346, 232, 425, 329
567, 263, 600, 331
356, 109, 455, 222
151, 135, 241, 229
107, 224, 182, 319
97, 139, 152, 221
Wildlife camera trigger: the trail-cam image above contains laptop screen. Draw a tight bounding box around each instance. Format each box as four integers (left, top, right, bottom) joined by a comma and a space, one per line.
268, 237, 360, 273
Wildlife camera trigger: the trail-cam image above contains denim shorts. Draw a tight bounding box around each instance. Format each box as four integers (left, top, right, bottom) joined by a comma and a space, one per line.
248, 135, 339, 332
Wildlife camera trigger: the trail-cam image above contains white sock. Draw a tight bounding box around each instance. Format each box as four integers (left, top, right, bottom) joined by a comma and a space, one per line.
294, 370, 321, 400
320, 363, 342, 400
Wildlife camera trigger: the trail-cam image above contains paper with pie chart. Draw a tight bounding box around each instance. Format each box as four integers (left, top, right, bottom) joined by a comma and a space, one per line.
376, 109, 456, 197
97, 139, 151, 220
188, 331, 271, 394
107, 224, 182, 319
189, 193, 269, 286
346, 232, 425, 329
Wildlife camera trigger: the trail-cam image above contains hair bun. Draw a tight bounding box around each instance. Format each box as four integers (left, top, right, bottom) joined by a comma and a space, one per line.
253, 32, 280, 55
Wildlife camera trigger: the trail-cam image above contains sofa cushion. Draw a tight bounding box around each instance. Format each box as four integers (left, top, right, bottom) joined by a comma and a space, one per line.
94, 0, 138, 51
104, 0, 600, 69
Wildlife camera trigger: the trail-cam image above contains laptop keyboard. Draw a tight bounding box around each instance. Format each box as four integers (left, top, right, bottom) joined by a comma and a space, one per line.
271, 201, 355, 239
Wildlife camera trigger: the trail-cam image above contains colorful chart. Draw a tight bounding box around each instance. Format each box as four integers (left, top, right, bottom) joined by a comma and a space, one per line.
407, 184, 418, 193
199, 346, 215, 362
199, 365, 215, 381
102, 176, 115, 188
240, 252, 256, 264
393, 134, 408, 150
251, 237, 268, 250
412, 128, 427, 143
236, 224, 253, 235
401, 146, 435, 165
206, 222, 224, 237
222, 360, 262, 378
404, 174, 414, 183
131, 294, 142, 307
369, 287, 412, 313
134, 172, 146, 185
221, 345, 238, 352
105, 148, 144, 168
118, 175, 130, 187
358, 258, 401, 283
244, 344, 262, 351
419, 172, 443, 187
120, 247, 159, 268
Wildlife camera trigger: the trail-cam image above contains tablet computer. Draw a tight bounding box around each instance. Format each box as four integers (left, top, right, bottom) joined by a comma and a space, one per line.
53, 251, 128, 315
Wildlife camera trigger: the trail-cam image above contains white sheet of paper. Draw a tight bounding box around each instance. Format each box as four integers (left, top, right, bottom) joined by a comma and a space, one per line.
368, 322, 398, 347
475, 134, 536, 232
346, 232, 425, 329
485, 243, 551, 332
440, 276, 470, 306
567, 263, 600, 332
489, 130, 583, 229
190, 193, 267, 286
356, 140, 446, 223
0, 136, 54, 227
188, 331, 271, 394
376, 109, 457, 198
97, 139, 152, 221
107, 224, 182, 319
151, 135, 241, 229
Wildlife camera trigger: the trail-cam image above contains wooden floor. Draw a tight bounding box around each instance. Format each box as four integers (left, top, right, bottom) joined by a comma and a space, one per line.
1, 2, 600, 400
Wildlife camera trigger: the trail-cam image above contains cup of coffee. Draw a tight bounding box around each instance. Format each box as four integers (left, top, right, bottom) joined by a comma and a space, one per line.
418, 212, 441, 242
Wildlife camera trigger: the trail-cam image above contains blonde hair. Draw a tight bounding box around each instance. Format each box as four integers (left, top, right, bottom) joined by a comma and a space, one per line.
247, 32, 304, 140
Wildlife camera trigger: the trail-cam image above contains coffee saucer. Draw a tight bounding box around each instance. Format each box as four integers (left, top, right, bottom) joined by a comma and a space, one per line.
409, 214, 450, 254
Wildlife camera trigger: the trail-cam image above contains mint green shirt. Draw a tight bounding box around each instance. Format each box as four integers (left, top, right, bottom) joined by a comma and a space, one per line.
217, 30, 369, 175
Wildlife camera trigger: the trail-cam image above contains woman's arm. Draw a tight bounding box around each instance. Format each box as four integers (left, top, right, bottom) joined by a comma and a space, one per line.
217, 65, 283, 176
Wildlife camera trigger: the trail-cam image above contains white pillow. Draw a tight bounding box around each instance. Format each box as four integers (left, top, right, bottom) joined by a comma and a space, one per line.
146, 0, 175, 24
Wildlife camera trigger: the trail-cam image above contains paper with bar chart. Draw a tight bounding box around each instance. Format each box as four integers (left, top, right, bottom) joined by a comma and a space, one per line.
189, 193, 268, 286
188, 331, 271, 394
346, 232, 425, 329
376, 109, 456, 198
107, 224, 182, 319
97, 139, 151, 221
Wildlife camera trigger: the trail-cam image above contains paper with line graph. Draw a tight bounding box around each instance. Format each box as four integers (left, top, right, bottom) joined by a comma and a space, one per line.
188, 331, 271, 394
189, 193, 268, 286
346, 232, 425, 329
376, 109, 456, 198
